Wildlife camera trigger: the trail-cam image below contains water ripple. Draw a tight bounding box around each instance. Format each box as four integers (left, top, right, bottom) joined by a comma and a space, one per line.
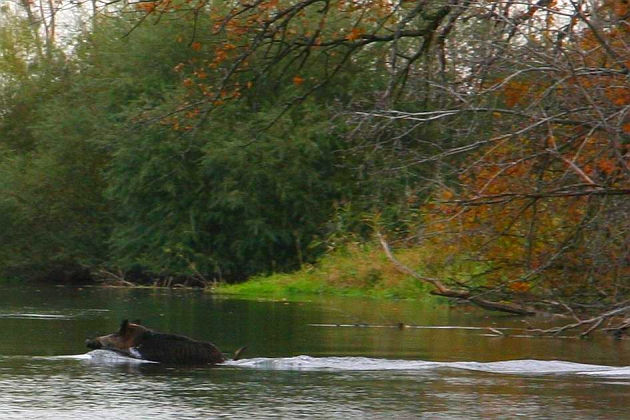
228, 355, 630, 378
0, 309, 109, 320
37, 351, 630, 379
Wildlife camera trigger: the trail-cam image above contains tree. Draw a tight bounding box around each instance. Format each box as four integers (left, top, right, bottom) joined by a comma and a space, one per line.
369, 0, 630, 334
119, 0, 628, 332
0, 5, 108, 281
76, 11, 357, 283
2, 0, 628, 335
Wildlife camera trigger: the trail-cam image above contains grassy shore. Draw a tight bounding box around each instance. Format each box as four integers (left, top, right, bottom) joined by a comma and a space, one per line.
216, 243, 440, 300
2, 243, 467, 304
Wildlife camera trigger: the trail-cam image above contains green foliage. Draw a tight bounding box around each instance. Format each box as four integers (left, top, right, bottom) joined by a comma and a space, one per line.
0, 85, 109, 278
0, 9, 104, 280
0, 3, 444, 286
107, 98, 349, 280
0, 7, 52, 152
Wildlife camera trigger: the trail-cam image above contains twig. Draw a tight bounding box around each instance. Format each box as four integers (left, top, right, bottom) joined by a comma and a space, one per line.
376, 232, 536, 316
530, 304, 630, 337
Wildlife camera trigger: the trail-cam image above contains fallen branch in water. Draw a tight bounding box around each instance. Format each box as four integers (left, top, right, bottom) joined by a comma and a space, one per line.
309, 323, 511, 335
376, 232, 537, 316
94, 268, 137, 287
528, 304, 630, 338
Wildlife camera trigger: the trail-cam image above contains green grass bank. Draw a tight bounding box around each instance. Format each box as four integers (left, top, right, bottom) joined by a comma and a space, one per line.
215, 244, 440, 301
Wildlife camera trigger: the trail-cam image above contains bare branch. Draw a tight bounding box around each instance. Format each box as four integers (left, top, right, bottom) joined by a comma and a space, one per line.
377, 232, 537, 315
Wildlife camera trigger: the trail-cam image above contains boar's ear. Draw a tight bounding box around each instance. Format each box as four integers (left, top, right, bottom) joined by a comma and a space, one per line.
119, 319, 129, 334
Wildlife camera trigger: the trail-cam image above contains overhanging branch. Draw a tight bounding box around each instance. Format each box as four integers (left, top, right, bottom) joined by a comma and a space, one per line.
376, 232, 537, 316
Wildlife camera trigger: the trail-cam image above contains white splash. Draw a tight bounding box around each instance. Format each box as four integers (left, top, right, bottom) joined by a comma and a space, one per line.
54, 350, 156, 365
227, 355, 630, 377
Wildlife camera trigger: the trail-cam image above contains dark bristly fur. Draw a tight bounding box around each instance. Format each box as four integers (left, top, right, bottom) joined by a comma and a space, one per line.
85, 320, 240, 365
133, 331, 225, 365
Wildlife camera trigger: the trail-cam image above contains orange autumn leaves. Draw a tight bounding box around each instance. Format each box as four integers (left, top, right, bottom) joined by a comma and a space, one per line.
422, 131, 628, 295
154, 0, 402, 95
423, 134, 628, 293
420, 2, 630, 293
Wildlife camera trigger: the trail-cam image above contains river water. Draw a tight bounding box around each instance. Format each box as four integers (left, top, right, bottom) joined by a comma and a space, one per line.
1, 284, 629, 419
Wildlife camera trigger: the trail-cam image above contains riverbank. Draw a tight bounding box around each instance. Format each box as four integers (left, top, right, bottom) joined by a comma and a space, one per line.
216, 244, 437, 301
0, 243, 444, 302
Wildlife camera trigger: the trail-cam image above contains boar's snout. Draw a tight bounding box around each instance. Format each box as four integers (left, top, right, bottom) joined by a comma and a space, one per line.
86, 338, 102, 349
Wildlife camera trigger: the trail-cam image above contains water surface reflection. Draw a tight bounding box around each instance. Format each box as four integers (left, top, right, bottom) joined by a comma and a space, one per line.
0, 284, 629, 419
